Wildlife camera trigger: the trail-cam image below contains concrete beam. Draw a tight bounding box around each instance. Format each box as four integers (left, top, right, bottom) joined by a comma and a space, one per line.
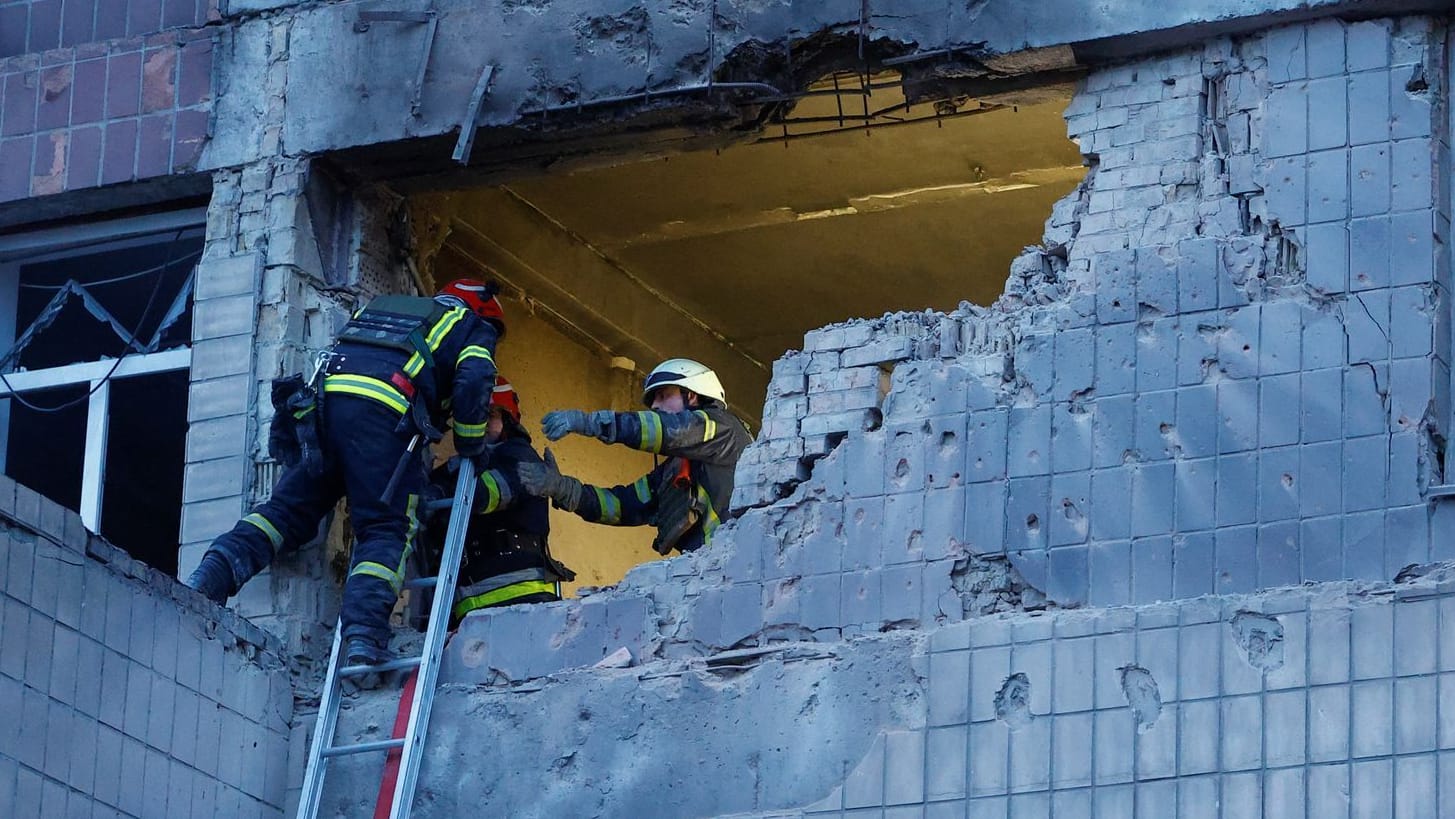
437, 187, 769, 421
206, 0, 1452, 167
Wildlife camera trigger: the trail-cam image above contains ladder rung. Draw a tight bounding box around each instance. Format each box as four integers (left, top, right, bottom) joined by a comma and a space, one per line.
405, 576, 438, 590
321, 737, 406, 758
338, 655, 423, 678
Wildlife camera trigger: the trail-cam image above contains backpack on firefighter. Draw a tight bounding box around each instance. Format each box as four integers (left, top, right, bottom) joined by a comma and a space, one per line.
268, 282, 505, 482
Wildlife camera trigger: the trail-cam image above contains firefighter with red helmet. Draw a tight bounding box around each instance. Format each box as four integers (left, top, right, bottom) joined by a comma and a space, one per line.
421, 375, 574, 623
517, 359, 750, 555
186, 279, 505, 670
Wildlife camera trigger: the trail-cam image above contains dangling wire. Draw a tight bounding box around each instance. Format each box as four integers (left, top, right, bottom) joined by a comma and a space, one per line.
18, 248, 201, 289
0, 227, 189, 414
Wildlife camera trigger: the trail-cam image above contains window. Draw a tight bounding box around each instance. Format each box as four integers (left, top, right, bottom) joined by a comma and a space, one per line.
0, 209, 203, 573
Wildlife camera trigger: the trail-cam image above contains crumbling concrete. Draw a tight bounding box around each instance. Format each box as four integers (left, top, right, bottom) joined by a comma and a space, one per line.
309, 16, 1455, 816
322, 636, 923, 817
318, 563, 1455, 817
730, 15, 1452, 607
204, 0, 1455, 172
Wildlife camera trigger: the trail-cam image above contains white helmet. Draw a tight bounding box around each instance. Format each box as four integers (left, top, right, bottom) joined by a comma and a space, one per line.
642, 358, 726, 407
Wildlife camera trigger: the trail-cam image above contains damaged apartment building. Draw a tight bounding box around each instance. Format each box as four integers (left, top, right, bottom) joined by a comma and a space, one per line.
4, 0, 1455, 815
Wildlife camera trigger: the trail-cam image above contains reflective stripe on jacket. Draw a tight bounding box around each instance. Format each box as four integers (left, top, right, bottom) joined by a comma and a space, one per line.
323, 299, 498, 438
565, 404, 749, 552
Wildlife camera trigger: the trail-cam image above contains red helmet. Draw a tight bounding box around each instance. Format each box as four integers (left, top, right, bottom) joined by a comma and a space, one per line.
437, 279, 506, 337
490, 375, 521, 424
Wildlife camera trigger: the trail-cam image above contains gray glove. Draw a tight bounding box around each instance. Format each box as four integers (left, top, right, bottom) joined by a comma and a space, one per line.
541, 409, 615, 442
517, 448, 585, 511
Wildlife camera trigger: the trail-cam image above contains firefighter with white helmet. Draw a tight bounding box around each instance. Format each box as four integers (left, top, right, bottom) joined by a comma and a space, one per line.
517, 358, 750, 555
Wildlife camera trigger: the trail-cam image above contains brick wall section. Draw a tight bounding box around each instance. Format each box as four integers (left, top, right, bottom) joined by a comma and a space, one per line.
726, 16, 1451, 608
179, 161, 275, 563
0, 28, 214, 203
179, 234, 260, 565
0, 0, 217, 208
0, 0, 219, 60
0, 474, 291, 818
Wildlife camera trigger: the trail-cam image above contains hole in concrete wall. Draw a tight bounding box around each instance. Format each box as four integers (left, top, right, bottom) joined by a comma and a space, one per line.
387, 69, 1084, 592
417, 71, 1084, 409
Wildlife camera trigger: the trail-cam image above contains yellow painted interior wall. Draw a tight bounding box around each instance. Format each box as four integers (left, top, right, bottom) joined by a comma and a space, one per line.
485, 293, 667, 594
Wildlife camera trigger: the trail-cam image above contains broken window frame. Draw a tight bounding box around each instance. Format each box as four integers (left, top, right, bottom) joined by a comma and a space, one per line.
0, 208, 203, 532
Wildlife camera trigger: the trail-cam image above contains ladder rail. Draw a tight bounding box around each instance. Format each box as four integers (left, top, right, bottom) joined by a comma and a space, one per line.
296, 624, 347, 819
390, 457, 475, 819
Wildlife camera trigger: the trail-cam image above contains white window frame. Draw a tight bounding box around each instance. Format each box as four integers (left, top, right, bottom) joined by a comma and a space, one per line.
0, 208, 204, 532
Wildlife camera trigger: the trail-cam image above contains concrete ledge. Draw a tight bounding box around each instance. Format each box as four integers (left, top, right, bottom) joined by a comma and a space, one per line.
440, 593, 655, 685
0, 473, 284, 662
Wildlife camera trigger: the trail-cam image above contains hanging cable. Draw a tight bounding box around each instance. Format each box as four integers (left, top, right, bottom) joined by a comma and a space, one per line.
0, 227, 188, 414
17, 248, 202, 289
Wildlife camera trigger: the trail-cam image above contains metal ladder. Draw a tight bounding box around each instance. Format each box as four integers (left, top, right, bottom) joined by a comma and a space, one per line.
296, 459, 477, 819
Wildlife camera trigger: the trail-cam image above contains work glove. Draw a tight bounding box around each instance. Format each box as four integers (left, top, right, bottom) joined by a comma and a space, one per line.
517, 448, 585, 512
266, 375, 307, 467
541, 409, 615, 442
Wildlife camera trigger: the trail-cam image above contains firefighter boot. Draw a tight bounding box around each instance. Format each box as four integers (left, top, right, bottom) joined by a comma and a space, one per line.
185, 551, 235, 604
342, 636, 390, 693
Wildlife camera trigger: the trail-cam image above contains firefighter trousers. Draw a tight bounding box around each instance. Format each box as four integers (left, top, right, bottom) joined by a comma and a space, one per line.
201, 393, 425, 648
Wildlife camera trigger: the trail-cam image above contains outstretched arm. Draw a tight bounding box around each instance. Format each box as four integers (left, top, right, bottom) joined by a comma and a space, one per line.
517, 448, 659, 526
540, 407, 745, 465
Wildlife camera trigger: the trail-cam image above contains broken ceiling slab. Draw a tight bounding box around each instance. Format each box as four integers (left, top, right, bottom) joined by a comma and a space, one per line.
207, 0, 1448, 166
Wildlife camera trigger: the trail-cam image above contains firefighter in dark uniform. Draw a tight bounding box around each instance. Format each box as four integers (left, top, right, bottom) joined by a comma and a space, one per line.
517, 359, 751, 555
185, 279, 505, 667
420, 376, 574, 625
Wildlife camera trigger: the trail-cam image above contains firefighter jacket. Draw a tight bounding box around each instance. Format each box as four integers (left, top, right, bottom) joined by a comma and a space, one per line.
321, 295, 499, 448
568, 404, 750, 553
426, 436, 572, 621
